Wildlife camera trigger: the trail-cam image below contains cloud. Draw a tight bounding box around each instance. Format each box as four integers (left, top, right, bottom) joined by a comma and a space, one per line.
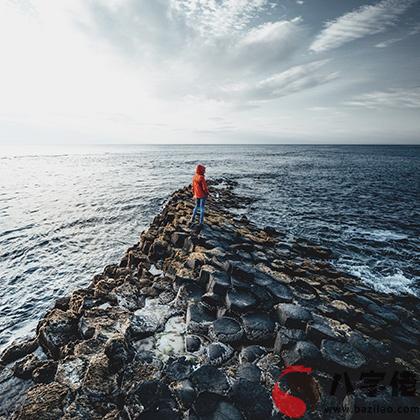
3, 0, 418, 144
80, 0, 187, 58
310, 0, 417, 52
375, 37, 404, 48
232, 17, 305, 70
82, 0, 306, 101
222, 60, 338, 102
344, 88, 420, 109
375, 22, 420, 47
170, 0, 269, 39
239, 17, 302, 46
408, 22, 420, 35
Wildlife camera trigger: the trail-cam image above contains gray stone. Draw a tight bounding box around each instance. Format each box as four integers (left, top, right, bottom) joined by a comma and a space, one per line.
78, 307, 131, 341
202, 292, 223, 310
211, 256, 231, 272
282, 340, 322, 366
199, 265, 217, 285
183, 236, 195, 253
192, 392, 223, 417
31, 361, 57, 384
274, 327, 306, 354
264, 281, 293, 303
82, 353, 119, 400
306, 321, 344, 346
13, 354, 43, 380
347, 331, 392, 362
292, 279, 319, 300
164, 357, 193, 381
206, 342, 234, 366
239, 345, 267, 364
236, 363, 261, 383
211, 401, 244, 420
171, 231, 188, 248
190, 365, 230, 395
185, 253, 205, 270
367, 302, 399, 324
186, 302, 216, 334
226, 289, 257, 313
276, 303, 312, 329
37, 309, 77, 359
105, 334, 133, 373
62, 395, 117, 420
343, 388, 416, 420
231, 263, 255, 282
241, 312, 275, 342
321, 339, 366, 370
390, 326, 419, 348
55, 356, 88, 391
209, 317, 243, 343
149, 239, 170, 260
185, 335, 202, 353
207, 271, 231, 296
128, 312, 161, 339
111, 281, 145, 311
125, 380, 178, 419
172, 380, 196, 409
0, 337, 38, 365
230, 379, 272, 419
12, 382, 72, 420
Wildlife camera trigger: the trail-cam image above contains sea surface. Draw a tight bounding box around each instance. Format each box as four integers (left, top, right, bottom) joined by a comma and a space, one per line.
0, 144, 419, 351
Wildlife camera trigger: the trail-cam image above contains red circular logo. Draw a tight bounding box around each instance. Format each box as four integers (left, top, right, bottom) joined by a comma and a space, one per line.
272, 365, 319, 418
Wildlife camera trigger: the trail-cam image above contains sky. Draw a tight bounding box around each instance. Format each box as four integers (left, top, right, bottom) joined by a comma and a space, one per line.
0, 0, 420, 144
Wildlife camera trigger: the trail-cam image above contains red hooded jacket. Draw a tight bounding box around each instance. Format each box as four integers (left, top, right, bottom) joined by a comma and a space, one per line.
192, 164, 209, 199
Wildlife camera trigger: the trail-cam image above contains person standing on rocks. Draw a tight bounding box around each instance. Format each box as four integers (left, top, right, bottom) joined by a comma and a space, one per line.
190, 164, 209, 226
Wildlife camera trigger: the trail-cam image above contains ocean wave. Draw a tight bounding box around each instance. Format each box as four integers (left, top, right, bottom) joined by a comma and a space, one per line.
344, 227, 409, 242
338, 263, 417, 296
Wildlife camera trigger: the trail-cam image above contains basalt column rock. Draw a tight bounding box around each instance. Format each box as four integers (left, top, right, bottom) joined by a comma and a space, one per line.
2, 179, 419, 419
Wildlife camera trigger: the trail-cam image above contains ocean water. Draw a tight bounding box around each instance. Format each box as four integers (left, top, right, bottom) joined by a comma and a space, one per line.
0, 144, 419, 351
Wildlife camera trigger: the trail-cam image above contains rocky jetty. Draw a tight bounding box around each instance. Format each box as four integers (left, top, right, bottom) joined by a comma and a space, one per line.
1, 179, 419, 419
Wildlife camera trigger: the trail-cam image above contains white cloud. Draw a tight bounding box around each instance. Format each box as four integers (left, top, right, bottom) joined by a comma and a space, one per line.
82, 1, 306, 101
375, 37, 404, 48
344, 88, 420, 109
1, 0, 419, 144
232, 17, 305, 70
310, 0, 417, 52
307, 106, 329, 112
222, 60, 338, 101
239, 17, 302, 46
408, 22, 420, 35
170, 0, 269, 39
375, 21, 420, 47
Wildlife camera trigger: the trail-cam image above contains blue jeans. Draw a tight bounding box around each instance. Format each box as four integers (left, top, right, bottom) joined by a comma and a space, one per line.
192, 198, 206, 224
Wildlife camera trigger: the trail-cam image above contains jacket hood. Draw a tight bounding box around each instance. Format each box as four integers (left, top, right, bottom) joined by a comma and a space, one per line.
195, 164, 206, 175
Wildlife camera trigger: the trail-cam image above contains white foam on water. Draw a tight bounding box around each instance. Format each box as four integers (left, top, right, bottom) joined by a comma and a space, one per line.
344, 227, 408, 242
340, 263, 416, 296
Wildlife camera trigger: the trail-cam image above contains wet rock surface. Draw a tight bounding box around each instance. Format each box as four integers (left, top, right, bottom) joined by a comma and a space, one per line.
1, 179, 419, 418
209, 317, 243, 343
